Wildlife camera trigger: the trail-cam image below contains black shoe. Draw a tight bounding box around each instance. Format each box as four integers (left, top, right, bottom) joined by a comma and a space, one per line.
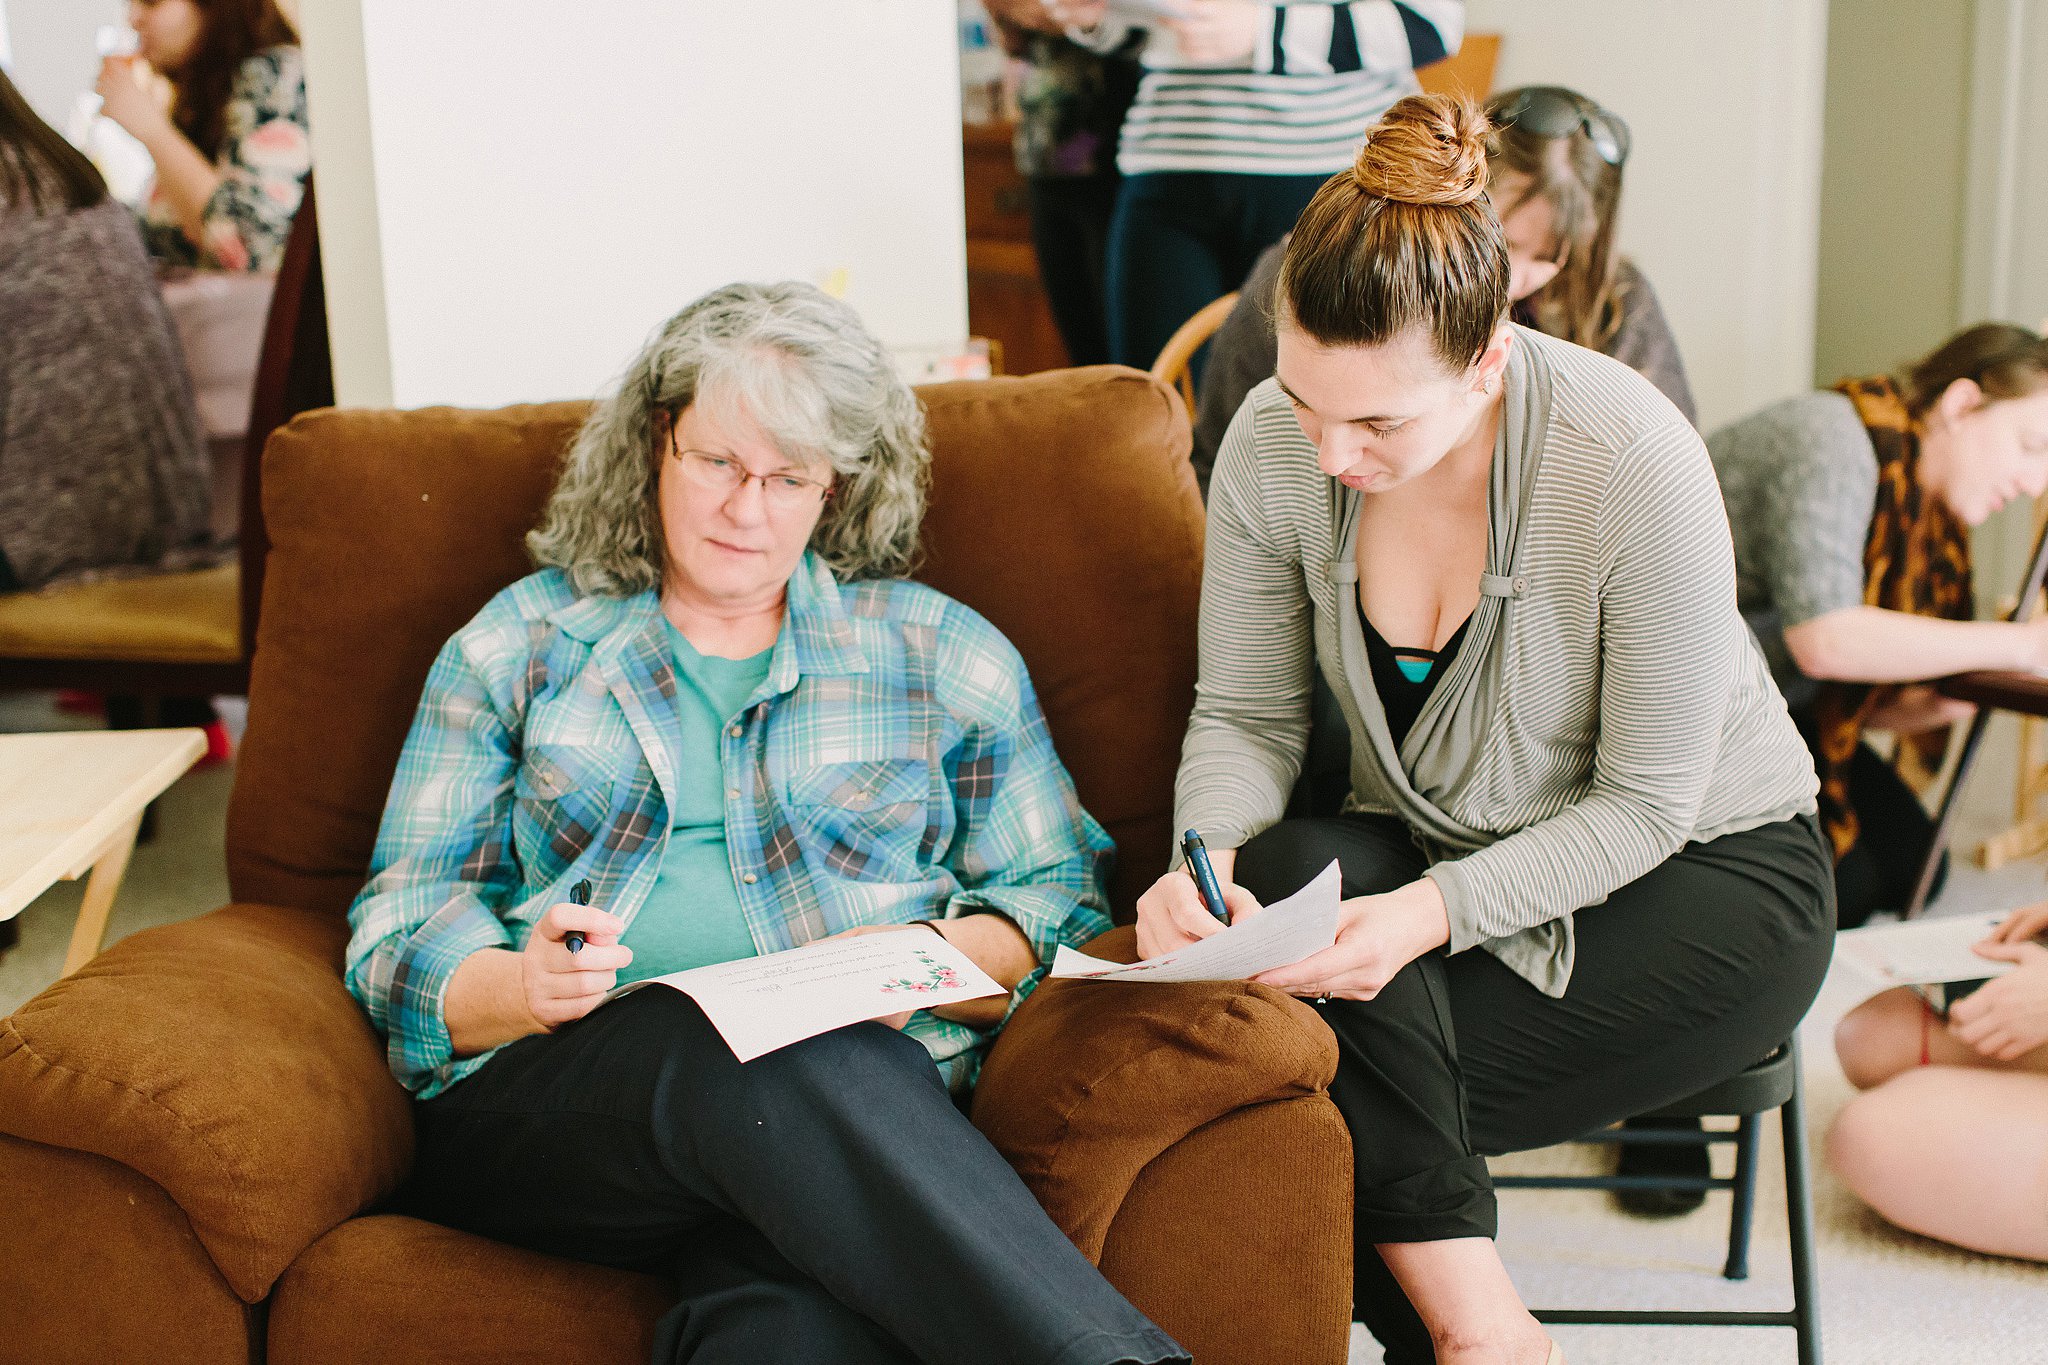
1613, 1116, 1709, 1217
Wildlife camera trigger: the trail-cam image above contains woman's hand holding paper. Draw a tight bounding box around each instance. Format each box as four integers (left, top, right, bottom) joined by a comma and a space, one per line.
1254, 877, 1450, 1002
1954, 930, 2048, 1062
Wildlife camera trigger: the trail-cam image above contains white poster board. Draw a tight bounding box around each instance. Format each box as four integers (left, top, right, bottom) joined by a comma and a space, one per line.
301, 0, 968, 409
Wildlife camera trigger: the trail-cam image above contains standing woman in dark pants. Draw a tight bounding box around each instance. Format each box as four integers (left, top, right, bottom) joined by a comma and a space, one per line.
1132, 95, 1834, 1365
1048, 0, 1464, 370
987, 0, 1140, 367
1709, 323, 2048, 928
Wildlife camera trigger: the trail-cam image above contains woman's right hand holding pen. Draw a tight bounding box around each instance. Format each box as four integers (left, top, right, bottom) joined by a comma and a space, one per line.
521, 898, 632, 1030
1135, 852, 1263, 959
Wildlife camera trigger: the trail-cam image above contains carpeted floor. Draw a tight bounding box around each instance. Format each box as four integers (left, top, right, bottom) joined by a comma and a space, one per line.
3, 695, 2045, 1363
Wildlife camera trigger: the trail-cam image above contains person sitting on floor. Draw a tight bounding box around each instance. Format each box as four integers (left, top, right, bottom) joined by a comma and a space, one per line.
344, 281, 1186, 1365
1830, 902, 2048, 1262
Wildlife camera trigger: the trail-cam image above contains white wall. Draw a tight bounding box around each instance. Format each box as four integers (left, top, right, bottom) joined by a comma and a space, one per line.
1463, 1, 1830, 432
0, 0, 124, 126
1955, 0, 2048, 600
299, 0, 969, 411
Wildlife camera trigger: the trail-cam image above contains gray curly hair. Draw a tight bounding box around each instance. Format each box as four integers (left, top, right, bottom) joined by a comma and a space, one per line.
528, 281, 930, 594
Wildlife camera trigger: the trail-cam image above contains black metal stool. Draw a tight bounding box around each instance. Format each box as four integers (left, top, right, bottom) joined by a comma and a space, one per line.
1494, 1038, 1822, 1365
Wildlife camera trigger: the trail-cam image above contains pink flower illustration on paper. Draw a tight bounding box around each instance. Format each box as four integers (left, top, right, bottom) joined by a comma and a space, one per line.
881, 950, 964, 995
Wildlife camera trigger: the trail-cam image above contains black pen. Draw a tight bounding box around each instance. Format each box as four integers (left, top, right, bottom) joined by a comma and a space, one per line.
1180, 830, 1232, 925
563, 878, 593, 954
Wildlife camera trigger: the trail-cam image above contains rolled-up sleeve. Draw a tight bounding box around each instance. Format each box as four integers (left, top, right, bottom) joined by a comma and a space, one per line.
936, 604, 1114, 1015
345, 627, 524, 1098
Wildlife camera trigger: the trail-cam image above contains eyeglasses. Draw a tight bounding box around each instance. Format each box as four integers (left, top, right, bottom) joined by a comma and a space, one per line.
1490, 86, 1630, 167
669, 437, 832, 510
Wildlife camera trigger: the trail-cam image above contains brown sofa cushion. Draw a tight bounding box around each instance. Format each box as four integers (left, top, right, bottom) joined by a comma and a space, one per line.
0, 1134, 257, 1364
0, 903, 413, 1302
971, 925, 1341, 1261
267, 1214, 671, 1365
227, 369, 1200, 919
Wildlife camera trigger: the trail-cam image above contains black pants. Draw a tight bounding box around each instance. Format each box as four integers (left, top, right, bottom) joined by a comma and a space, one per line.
403, 989, 1186, 1365
1788, 708, 1946, 928
1105, 169, 1327, 369
1029, 172, 1121, 369
1232, 812, 1836, 1364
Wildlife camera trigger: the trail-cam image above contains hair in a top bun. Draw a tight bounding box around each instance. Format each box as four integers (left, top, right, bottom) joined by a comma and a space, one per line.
1279, 93, 1511, 368
1350, 95, 1491, 207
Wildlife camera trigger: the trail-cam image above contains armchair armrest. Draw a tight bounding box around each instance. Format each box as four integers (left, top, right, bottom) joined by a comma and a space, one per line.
0, 902, 414, 1302
971, 925, 1339, 1260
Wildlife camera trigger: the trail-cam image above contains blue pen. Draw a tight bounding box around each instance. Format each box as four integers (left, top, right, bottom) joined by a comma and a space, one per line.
563, 878, 594, 954
1180, 830, 1232, 925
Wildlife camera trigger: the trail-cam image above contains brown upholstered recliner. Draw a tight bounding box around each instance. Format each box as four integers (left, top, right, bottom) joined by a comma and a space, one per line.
0, 368, 1353, 1365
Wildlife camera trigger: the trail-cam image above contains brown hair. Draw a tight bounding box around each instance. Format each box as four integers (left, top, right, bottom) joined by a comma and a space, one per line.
163, 0, 295, 161
1485, 86, 1626, 352
1279, 94, 1511, 370
1897, 323, 2048, 418
0, 68, 108, 214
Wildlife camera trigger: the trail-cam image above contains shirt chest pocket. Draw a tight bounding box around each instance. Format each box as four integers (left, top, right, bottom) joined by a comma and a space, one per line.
512, 744, 620, 867
781, 758, 932, 873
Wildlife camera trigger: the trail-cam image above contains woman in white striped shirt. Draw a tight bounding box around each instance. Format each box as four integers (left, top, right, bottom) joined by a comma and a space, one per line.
1133, 96, 1832, 1364
1051, 0, 1463, 368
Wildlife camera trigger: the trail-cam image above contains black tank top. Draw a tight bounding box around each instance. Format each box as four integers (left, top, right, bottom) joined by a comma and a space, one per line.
1357, 601, 1471, 749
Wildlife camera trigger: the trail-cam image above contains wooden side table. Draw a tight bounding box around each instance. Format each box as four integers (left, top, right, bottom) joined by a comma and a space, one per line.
0, 729, 207, 974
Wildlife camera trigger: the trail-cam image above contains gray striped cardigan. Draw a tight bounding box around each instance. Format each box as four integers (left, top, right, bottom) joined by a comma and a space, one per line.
1180, 325, 1818, 995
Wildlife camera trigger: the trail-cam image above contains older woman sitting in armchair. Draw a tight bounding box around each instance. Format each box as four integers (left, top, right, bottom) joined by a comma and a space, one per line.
344, 282, 1186, 1365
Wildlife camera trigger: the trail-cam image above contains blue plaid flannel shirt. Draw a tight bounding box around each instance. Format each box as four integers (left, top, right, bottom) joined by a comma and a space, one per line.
345, 555, 1114, 1099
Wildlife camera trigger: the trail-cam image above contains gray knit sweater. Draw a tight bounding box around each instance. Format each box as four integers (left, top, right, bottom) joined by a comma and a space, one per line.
0, 197, 210, 589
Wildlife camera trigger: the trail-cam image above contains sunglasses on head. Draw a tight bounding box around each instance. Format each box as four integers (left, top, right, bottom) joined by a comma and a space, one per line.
1491, 86, 1630, 167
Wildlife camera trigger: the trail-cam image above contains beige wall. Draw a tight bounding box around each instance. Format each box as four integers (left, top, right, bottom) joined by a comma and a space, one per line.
1462, 0, 1829, 432
1812, 0, 1975, 387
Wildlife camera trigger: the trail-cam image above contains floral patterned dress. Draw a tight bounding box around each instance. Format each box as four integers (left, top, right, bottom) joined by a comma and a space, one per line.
141, 45, 310, 273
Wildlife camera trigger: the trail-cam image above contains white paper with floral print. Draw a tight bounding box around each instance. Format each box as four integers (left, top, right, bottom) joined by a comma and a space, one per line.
612, 928, 1004, 1062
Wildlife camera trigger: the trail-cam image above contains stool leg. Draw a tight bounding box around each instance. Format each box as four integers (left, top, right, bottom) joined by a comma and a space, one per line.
1722, 1112, 1760, 1280
1782, 1043, 1823, 1365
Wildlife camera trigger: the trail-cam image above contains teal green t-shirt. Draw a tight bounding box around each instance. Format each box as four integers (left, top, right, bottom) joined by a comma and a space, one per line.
616, 626, 771, 983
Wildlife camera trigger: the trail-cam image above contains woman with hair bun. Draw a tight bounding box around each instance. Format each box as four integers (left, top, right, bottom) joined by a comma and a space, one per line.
1194, 83, 1693, 489
1127, 95, 1831, 1363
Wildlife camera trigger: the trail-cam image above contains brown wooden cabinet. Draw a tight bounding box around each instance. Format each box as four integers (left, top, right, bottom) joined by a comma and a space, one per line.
963, 119, 1069, 375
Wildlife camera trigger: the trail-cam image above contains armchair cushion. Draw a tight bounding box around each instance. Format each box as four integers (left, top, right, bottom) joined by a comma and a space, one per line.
0, 902, 412, 1301
971, 925, 1340, 1259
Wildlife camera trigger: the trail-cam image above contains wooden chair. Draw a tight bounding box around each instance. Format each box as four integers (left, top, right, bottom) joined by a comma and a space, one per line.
0, 181, 332, 709
1149, 291, 1239, 422
1417, 32, 1501, 102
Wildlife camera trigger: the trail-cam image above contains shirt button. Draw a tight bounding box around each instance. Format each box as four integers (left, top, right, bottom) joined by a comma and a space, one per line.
728, 725, 742, 738
726, 788, 740, 799
742, 873, 758, 884
848, 792, 869, 807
